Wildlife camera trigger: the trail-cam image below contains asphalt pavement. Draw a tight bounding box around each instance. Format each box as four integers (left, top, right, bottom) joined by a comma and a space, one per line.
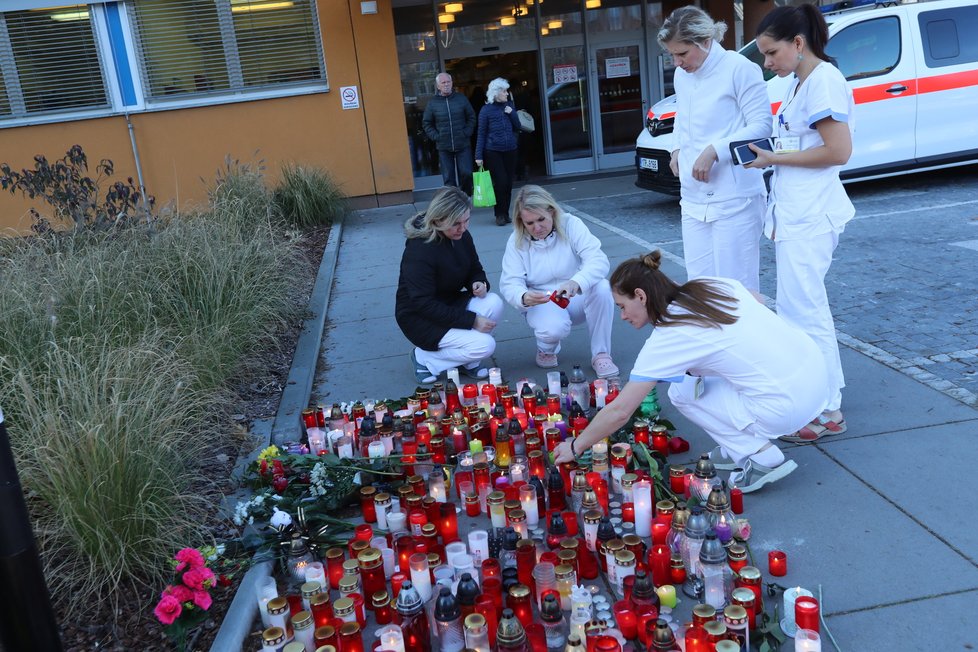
311, 166, 978, 649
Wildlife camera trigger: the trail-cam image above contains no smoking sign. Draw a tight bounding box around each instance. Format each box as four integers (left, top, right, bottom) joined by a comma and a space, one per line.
340, 85, 360, 110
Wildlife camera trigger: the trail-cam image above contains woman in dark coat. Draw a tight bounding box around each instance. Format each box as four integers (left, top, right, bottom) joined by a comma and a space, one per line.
475, 77, 521, 226
395, 186, 505, 384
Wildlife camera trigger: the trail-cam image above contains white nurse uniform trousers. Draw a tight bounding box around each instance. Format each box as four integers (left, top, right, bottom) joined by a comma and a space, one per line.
681, 195, 764, 292
416, 293, 505, 375
525, 278, 615, 359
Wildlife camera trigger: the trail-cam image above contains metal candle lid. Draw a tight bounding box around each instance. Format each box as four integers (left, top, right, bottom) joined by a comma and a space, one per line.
694, 454, 717, 479
496, 608, 527, 646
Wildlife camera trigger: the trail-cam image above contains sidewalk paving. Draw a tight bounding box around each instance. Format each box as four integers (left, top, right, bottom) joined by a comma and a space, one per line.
312, 174, 978, 649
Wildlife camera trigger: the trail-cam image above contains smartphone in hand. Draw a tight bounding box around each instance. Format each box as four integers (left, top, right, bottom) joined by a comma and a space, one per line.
730, 138, 775, 165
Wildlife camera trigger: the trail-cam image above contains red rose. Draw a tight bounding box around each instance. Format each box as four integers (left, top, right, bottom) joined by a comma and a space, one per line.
154, 595, 182, 626
165, 584, 194, 603
174, 548, 205, 572
668, 436, 690, 453
260, 459, 269, 477
218, 574, 232, 587
272, 475, 288, 494
192, 589, 212, 611
272, 460, 285, 476
182, 567, 216, 591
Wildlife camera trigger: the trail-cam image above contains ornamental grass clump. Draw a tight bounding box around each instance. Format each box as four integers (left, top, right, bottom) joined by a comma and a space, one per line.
272, 164, 347, 229
0, 158, 309, 619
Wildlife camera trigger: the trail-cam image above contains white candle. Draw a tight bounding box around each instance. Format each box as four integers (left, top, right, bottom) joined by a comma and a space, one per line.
519, 485, 539, 527
633, 479, 653, 538
306, 427, 327, 455
376, 501, 390, 530
429, 477, 447, 503
368, 441, 386, 458
336, 435, 354, 459
303, 562, 326, 590
593, 379, 608, 408
409, 553, 432, 601
255, 576, 278, 627
476, 394, 491, 411
377, 624, 406, 652
547, 371, 562, 396
387, 511, 407, 533
370, 536, 388, 551
381, 548, 397, 578
447, 367, 461, 387
489, 367, 503, 386
795, 629, 821, 652
468, 530, 489, 566
327, 429, 345, 454
510, 463, 526, 484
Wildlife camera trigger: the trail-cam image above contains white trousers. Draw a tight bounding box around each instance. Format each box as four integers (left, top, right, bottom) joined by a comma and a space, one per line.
416, 293, 505, 375
681, 196, 764, 292
525, 278, 615, 359
775, 232, 845, 412
668, 373, 825, 465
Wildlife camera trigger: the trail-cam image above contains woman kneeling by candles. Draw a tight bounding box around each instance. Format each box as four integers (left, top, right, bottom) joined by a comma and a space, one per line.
554, 251, 828, 493
396, 186, 504, 384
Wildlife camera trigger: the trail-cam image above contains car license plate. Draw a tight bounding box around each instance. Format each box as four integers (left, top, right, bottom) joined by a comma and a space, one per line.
640, 157, 658, 172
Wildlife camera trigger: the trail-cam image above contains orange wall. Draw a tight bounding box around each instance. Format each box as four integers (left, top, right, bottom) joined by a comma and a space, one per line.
0, 0, 412, 234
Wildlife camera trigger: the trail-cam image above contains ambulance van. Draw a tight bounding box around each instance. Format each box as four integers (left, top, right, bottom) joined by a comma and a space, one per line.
634, 0, 978, 195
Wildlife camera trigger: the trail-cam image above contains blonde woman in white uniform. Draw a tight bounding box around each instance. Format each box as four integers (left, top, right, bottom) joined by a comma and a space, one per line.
746, 4, 853, 442
660, 6, 771, 292
500, 185, 619, 378
553, 251, 827, 493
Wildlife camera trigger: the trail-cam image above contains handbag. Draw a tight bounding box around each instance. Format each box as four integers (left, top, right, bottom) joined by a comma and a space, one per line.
472, 166, 496, 208
516, 109, 535, 133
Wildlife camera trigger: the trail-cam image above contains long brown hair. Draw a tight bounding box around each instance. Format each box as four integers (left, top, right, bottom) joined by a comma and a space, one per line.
609, 251, 739, 328
756, 4, 832, 65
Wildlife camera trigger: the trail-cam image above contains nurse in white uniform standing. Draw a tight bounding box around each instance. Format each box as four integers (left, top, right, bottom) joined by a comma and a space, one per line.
746, 4, 854, 442
553, 251, 828, 493
660, 6, 771, 292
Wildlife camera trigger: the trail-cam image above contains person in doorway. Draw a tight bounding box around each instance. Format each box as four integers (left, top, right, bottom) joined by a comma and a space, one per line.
396, 186, 504, 384
553, 251, 828, 493
423, 72, 477, 195
499, 185, 619, 378
660, 6, 771, 293
745, 4, 854, 442
475, 77, 521, 226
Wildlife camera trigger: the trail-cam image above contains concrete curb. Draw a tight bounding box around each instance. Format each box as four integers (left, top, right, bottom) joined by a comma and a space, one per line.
271, 214, 345, 446
208, 560, 273, 652
211, 216, 344, 651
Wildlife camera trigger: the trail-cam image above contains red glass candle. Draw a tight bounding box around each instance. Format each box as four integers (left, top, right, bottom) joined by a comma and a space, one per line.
302, 408, 317, 429
507, 584, 534, 626
571, 416, 589, 437
430, 437, 447, 464
528, 450, 546, 480
501, 393, 515, 416
545, 427, 561, 452
622, 502, 635, 523
474, 462, 491, 493
389, 572, 406, 598
606, 383, 620, 403
651, 426, 669, 456
350, 593, 366, 627
523, 394, 537, 415
310, 593, 333, 628
314, 624, 337, 649
423, 496, 440, 524
768, 550, 787, 577
632, 420, 650, 446
476, 594, 499, 647
651, 521, 670, 546
622, 575, 636, 603
482, 557, 501, 579
395, 536, 416, 574
481, 383, 497, 405
635, 605, 659, 647
735, 567, 763, 613
730, 487, 744, 514
669, 554, 686, 586
372, 591, 392, 625
451, 426, 467, 455
285, 592, 304, 618
359, 487, 378, 523
516, 542, 536, 588
357, 549, 385, 609
562, 511, 579, 537
612, 600, 638, 640
795, 596, 820, 633
684, 625, 710, 652
649, 545, 671, 587
338, 622, 364, 652
325, 547, 345, 590
593, 478, 610, 515
455, 469, 473, 499
668, 465, 685, 495
439, 502, 460, 543
409, 511, 427, 537
481, 576, 504, 613
732, 587, 757, 630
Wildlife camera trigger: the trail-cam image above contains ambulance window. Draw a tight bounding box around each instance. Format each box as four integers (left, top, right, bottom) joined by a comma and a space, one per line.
919, 6, 978, 67
825, 16, 901, 81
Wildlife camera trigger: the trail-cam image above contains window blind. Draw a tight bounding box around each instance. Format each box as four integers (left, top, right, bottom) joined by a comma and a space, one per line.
0, 6, 109, 119
128, 0, 327, 102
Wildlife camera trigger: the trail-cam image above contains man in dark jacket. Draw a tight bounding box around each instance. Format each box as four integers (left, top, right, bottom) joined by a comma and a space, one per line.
422, 73, 476, 195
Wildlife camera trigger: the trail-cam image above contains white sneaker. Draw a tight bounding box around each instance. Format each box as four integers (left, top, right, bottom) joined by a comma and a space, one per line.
729, 459, 798, 494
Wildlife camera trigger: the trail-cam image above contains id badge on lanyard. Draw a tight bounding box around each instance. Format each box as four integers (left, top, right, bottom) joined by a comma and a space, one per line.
774, 113, 800, 153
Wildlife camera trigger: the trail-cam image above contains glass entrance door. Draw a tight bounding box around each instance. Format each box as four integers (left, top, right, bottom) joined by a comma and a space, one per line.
592, 42, 645, 168
543, 45, 593, 174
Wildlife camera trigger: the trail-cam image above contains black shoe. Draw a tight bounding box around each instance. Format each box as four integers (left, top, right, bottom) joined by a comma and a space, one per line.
495, 215, 508, 226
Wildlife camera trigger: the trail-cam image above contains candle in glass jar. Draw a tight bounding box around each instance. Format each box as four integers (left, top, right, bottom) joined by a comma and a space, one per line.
519, 484, 539, 527
633, 480, 653, 538
795, 596, 820, 633
387, 511, 407, 533
782, 587, 814, 637
768, 550, 787, 577
795, 628, 822, 652
612, 600, 637, 639
651, 521, 669, 546
656, 584, 677, 609
468, 530, 489, 566
593, 379, 609, 408
408, 553, 432, 601
488, 368, 503, 386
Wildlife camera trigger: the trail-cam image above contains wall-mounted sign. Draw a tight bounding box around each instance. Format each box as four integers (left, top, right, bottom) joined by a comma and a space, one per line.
341, 86, 360, 110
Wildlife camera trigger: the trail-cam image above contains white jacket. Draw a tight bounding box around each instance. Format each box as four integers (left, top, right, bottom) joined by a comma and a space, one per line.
674, 40, 771, 206
500, 213, 610, 310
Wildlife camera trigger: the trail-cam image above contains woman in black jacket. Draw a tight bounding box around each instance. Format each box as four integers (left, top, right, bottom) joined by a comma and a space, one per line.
395, 186, 505, 384
475, 77, 521, 226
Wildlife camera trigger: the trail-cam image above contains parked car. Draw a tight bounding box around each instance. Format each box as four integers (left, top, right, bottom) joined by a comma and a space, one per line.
635, 0, 978, 195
